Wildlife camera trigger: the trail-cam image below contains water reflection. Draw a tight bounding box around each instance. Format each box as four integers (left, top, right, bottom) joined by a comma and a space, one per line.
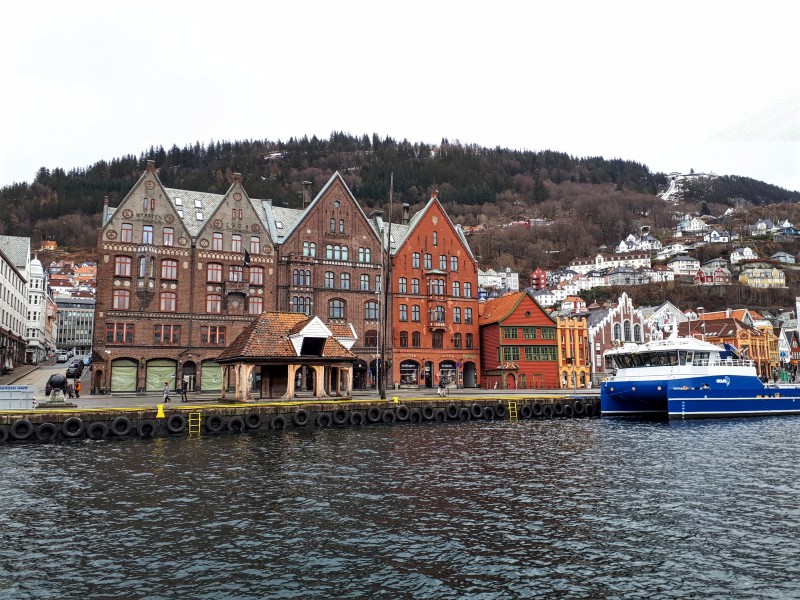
1, 418, 799, 598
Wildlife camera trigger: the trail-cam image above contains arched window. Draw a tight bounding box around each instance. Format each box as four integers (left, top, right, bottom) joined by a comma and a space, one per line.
453, 333, 462, 349
206, 294, 222, 314
624, 320, 632, 342
248, 296, 263, 315
207, 263, 223, 282
365, 301, 379, 320
453, 307, 462, 323
399, 331, 408, 347
341, 246, 349, 261
412, 331, 421, 347
340, 273, 350, 289
160, 292, 177, 312
339, 219, 345, 233
161, 259, 178, 280
329, 299, 345, 319
324, 271, 334, 288
452, 281, 461, 297
464, 282, 472, 298
249, 266, 264, 285
399, 304, 408, 322
229, 266, 243, 282
163, 227, 174, 247
365, 329, 378, 347
212, 232, 223, 251
114, 256, 132, 277
613, 323, 622, 341
113, 289, 130, 309
330, 218, 336, 233
633, 324, 642, 342
465, 333, 474, 349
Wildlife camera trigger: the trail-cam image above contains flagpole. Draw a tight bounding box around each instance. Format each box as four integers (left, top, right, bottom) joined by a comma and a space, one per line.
380, 173, 393, 399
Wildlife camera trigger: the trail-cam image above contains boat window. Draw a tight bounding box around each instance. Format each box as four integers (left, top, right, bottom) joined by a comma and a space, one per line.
695, 352, 709, 365
685, 352, 693, 364
620, 354, 634, 368
632, 354, 644, 367
679, 351, 687, 365
668, 352, 678, 366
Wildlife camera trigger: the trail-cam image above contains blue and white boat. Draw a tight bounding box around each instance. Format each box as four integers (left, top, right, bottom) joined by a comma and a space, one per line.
600, 332, 800, 419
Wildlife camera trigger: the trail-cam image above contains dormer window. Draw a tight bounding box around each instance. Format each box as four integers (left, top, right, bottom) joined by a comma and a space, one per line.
194, 199, 202, 208
174, 197, 183, 206
196, 211, 204, 220
275, 221, 283, 229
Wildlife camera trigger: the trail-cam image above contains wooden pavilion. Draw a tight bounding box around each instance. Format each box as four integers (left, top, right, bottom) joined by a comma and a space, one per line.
215, 312, 357, 402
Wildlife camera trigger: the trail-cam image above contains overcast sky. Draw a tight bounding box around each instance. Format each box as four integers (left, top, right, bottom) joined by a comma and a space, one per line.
2, 1, 798, 192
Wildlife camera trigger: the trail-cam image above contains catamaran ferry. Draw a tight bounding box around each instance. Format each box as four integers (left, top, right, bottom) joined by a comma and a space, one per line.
600, 333, 800, 419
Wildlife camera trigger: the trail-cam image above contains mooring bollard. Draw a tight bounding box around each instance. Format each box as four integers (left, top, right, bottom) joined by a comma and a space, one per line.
156, 404, 165, 418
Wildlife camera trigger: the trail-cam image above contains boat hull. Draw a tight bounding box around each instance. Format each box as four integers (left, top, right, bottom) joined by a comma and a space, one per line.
601, 374, 800, 419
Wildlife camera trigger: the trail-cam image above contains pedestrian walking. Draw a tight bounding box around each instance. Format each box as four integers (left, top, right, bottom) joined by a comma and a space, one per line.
163, 381, 171, 403
67, 383, 74, 399
74, 380, 81, 399
179, 378, 188, 402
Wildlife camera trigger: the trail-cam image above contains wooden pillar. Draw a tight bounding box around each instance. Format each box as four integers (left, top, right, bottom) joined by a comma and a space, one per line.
313, 365, 326, 397
283, 364, 299, 399
220, 365, 228, 400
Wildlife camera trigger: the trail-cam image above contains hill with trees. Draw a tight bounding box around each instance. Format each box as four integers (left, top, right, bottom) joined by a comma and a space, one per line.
2, 131, 800, 314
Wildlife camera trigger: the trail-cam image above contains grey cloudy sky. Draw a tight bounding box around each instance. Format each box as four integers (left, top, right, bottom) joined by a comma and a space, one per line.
2, 1, 798, 191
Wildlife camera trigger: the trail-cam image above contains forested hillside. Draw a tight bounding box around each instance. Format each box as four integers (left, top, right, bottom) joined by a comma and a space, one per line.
1, 132, 798, 279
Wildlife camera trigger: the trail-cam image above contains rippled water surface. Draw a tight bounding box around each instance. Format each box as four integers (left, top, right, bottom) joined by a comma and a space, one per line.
2, 417, 800, 599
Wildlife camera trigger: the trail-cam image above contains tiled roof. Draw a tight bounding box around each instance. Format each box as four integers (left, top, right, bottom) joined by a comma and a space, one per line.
216, 311, 356, 362
0, 235, 30, 270
479, 291, 525, 325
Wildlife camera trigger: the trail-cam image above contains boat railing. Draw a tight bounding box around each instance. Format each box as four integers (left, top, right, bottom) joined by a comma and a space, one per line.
697, 358, 756, 368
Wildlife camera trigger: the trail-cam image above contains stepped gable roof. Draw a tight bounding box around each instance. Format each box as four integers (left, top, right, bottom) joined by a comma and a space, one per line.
217, 312, 355, 362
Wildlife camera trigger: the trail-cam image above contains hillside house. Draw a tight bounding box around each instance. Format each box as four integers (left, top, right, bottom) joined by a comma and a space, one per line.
730, 247, 758, 264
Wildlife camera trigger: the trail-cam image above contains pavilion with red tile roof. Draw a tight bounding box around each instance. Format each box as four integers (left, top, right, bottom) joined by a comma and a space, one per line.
215, 312, 357, 401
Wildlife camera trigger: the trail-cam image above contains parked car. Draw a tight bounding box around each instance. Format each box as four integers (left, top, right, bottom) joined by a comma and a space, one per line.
65, 366, 79, 378
57, 353, 69, 363
70, 360, 84, 376
82, 356, 92, 367
45, 373, 67, 396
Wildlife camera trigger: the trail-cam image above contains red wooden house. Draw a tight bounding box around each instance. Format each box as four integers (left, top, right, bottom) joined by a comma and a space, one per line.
478, 291, 560, 389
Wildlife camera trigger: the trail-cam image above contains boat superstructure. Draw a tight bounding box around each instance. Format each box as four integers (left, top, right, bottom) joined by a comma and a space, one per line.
600, 334, 800, 419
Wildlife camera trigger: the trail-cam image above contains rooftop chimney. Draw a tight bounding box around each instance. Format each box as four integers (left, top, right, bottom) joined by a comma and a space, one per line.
233, 172, 243, 185
146, 159, 155, 173
402, 203, 410, 225
431, 190, 439, 200
302, 181, 312, 208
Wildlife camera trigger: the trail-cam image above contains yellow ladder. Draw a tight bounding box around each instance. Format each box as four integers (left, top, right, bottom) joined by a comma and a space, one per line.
508, 400, 518, 421
188, 412, 202, 435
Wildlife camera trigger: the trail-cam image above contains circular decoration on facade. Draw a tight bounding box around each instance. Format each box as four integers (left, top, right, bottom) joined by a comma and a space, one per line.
164, 214, 175, 224
145, 181, 155, 190
251, 224, 261, 233
123, 280, 130, 287
114, 279, 120, 287
138, 281, 144, 288
333, 200, 341, 207
178, 237, 188, 246
213, 219, 223, 228
122, 209, 133, 219
199, 239, 209, 248
263, 246, 272, 255
106, 230, 117, 240
233, 192, 242, 201
207, 286, 214, 292
230, 300, 240, 308
170, 283, 177, 290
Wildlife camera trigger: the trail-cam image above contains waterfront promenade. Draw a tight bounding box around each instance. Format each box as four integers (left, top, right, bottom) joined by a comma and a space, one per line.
0, 362, 597, 410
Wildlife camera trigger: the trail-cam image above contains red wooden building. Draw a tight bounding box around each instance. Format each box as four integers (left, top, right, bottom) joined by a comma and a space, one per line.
478, 291, 560, 390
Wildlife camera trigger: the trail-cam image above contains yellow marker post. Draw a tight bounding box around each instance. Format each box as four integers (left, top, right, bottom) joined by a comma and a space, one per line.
156, 404, 166, 418
393, 396, 399, 404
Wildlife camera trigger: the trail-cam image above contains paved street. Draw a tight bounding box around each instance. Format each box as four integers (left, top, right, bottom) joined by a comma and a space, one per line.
1, 361, 598, 410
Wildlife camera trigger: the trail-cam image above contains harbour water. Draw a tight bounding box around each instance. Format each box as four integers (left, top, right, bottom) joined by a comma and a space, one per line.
1, 417, 799, 599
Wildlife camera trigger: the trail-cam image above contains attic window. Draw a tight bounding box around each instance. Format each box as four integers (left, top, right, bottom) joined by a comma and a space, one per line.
196, 211, 204, 220
177, 209, 184, 218
194, 199, 203, 208
174, 197, 183, 206
275, 221, 283, 229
